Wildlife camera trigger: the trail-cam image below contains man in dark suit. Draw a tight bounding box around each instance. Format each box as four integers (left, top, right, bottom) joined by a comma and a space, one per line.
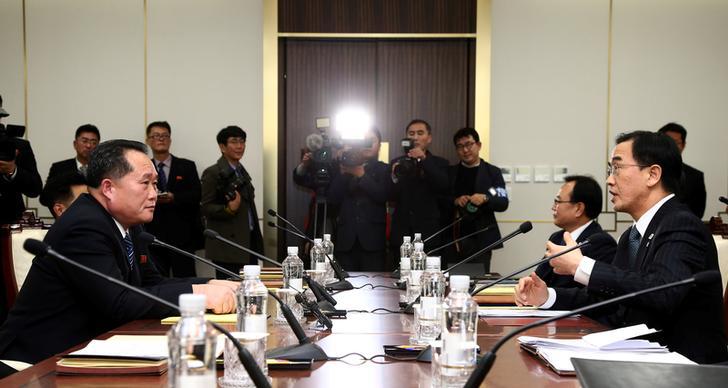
328, 128, 390, 271
38, 171, 87, 219
47, 124, 100, 180
658, 123, 706, 219
144, 121, 202, 277
0, 139, 237, 369
516, 131, 727, 364
535, 175, 617, 287
201, 126, 264, 279
389, 119, 450, 264
447, 128, 509, 273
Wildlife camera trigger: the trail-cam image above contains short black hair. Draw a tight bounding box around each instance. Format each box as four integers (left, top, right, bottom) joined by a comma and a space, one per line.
405, 119, 432, 134
616, 130, 682, 194
86, 139, 148, 188
657, 122, 687, 143
146, 121, 171, 136
39, 171, 86, 217
563, 175, 603, 219
453, 127, 480, 145
216, 125, 247, 145
75, 124, 100, 140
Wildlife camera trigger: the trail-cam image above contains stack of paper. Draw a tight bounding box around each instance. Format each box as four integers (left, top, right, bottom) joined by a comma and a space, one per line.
517, 324, 695, 375
479, 306, 573, 318
473, 284, 516, 305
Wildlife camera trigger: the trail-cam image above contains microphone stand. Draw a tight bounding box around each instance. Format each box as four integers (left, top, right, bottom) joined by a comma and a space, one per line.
443, 221, 532, 275
24, 240, 272, 388
426, 224, 494, 256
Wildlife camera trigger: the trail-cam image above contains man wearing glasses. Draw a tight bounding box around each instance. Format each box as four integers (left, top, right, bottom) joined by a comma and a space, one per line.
516, 131, 727, 364
144, 121, 202, 277
447, 127, 508, 273
534, 175, 616, 287
47, 124, 100, 179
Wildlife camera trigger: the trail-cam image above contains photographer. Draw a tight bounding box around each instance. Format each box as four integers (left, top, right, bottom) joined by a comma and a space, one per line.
201, 126, 263, 279
389, 119, 449, 258
327, 128, 390, 271
0, 94, 43, 225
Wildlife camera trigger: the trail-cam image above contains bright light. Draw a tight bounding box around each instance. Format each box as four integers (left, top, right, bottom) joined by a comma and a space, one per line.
334, 107, 371, 140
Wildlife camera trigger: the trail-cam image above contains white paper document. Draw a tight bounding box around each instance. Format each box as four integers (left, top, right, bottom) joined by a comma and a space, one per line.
519, 323, 664, 352
478, 308, 572, 318
538, 347, 695, 374
70, 335, 169, 359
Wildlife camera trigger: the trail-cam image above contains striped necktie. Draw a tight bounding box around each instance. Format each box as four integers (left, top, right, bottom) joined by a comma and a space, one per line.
123, 233, 135, 270
627, 226, 641, 268
156, 162, 167, 192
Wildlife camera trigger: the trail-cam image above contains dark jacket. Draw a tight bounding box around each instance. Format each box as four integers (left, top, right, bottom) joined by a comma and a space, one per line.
0, 138, 42, 224
535, 222, 617, 288
0, 194, 208, 363
552, 198, 728, 364
47, 158, 80, 181
679, 163, 706, 219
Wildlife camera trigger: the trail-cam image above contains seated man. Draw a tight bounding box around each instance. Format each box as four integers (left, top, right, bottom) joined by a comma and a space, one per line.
516, 131, 727, 364
38, 171, 87, 219
535, 175, 616, 287
0, 139, 237, 368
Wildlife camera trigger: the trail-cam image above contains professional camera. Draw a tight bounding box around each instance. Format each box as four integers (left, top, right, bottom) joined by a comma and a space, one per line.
0, 124, 25, 162
393, 138, 418, 179
304, 119, 343, 190
217, 169, 252, 203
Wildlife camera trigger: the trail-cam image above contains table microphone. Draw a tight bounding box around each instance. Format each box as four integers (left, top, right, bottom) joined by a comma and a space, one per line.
267, 209, 306, 237
462, 270, 721, 388
23, 238, 272, 388
469, 239, 591, 296
719, 196, 728, 206
403, 222, 532, 314
200, 229, 339, 310
422, 214, 465, 244
426, 224, 495, 255
265, 222, 353, 291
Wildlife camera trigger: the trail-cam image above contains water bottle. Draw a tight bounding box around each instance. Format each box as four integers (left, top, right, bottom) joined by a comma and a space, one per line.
412, 232, 423, 246
400, 236, 413, 260
322, 233, 336, 283
398, 256, 411, 304
440, 275, 479, 386
407, 242, 426, 303
168, 294, 216, 387
282, 246, 304, 292
310, 238, 327, 272
417, 256, 446, 343
237, 265, 268, 334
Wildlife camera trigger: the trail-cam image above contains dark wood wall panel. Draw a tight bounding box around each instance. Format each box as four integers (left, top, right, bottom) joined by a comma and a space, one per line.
279, 0, 476, 34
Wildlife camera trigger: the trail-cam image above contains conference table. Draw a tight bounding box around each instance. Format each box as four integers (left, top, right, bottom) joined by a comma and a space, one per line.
0, 273, 604, 387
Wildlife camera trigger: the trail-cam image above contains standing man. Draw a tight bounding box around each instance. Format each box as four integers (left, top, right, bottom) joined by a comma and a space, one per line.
657, 123, 706, 219
448, 128, 508, 272
47, 124, 100, 179
201, 126, 264, 278
516, 131, 727, 364
327, 128, 390, 271
0, 139, 237, 368
144, 121, 202, 277
534, 175, 616, 287
389, 119, 449, 261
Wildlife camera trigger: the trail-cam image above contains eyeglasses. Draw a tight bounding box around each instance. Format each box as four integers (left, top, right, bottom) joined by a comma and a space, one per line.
553, 198, 576, 205
606, 162, 647, 176
77, 137, 98, 145
148, 134, 170, 140
227, 138, 246, 145
455, 141, 477, 151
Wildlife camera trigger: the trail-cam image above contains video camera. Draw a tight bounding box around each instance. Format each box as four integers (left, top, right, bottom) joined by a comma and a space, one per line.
0, 124, 25, 162
393, 138, 418, 179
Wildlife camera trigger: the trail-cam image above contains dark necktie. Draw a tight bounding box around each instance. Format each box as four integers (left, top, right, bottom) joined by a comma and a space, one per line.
156, 162, 167, 192
123, 233, 135, 270
628, 226, 641, 268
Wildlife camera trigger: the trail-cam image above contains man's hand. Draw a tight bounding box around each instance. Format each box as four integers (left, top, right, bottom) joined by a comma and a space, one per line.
515, 272, 548, 307
407, 147, 426, 160
454, 195, 470, 207
547, 232, 583, 276
192, 283, 237, 314
469, 193, 488, 206
227, 191, 241, 212
208, 279, 240, 292
301, 152, 312, 167
157, 192, 174, 204
0, 158, 17, 175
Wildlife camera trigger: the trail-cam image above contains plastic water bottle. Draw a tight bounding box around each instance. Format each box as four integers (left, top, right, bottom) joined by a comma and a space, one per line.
399, 256, 411, 304
237, 265, 268, 334
417, 256, 446, 343
311, 238, 327, 272
407, 242, 426, 303
400, 236, 413, 260
440, 275, 479, 385
282, 246, 304, 292
168, 294, 216, 387
322, 233, 336, 283
413, 232, 423, 246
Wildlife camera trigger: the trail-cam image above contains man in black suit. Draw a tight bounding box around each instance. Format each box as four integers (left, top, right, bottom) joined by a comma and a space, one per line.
446, 128, 509, 272
0, 140, 237, 368
47, 124, 100, 180
535, 175, 616, 287
389, 119, 449, 263
658, 123, 706, 219
38, 171, 87, 219
144, 121, 202, 277
516, 131, 727, 364
328, 128, 390, 271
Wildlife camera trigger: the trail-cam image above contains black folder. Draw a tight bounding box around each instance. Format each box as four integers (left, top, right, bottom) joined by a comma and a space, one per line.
572, 358, 728, 388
